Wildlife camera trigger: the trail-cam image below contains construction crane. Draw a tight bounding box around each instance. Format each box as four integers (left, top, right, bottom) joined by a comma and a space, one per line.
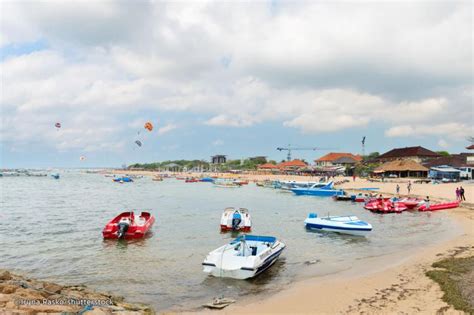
276, 145, 337, 161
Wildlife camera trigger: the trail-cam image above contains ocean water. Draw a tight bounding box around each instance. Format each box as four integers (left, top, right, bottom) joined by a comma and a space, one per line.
0, 172, 460, 311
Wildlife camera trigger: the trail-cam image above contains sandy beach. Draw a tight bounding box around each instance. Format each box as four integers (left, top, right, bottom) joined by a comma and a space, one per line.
118, 171, 474, 313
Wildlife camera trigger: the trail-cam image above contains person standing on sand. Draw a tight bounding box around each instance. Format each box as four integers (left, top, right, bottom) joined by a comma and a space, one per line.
456, 187, 460, 201
407, 181, 412, 194
424, 196, 430, 210
460, 186, 466, 201
353, 174, 356, 182
396, 184, 400, 195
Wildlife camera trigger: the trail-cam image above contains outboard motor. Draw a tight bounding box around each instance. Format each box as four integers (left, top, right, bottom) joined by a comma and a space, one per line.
231, 212, 242, 230
117, 220, 130, 239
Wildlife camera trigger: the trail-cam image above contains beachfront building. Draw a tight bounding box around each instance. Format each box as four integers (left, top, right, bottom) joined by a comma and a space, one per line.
424, 153, 474, 180
211, 155, 227, 164
277, 159, 307, 172
428, 166, 461, 181
373, 160, 428, 178
377, 146, 440, 164
314, 152, 362, 167
257, 163, 280, 174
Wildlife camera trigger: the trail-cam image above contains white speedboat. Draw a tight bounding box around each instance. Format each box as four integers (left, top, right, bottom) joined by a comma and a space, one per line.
202, 235, 285, 279
220, 207, 252, 232
304, 213, 372, 236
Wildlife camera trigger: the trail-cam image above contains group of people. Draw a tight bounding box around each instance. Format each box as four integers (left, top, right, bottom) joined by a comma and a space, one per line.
395, 181, 412, 195
456, 187, 466, 201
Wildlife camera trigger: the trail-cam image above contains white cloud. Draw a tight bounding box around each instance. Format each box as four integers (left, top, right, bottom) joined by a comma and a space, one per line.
0, 1, 472, 154
438, 139, 449, 149
157, 123, 178, 135
385, 123, 471, 139
212, 139, 224, 146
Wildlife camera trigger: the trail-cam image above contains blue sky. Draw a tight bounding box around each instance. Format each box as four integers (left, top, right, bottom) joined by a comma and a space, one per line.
1, 1, 472, 168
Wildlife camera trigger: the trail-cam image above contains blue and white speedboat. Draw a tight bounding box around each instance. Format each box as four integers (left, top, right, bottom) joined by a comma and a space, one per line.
202, 235, 285, 279
304, 213, 372, 236
291, 182, 344, 197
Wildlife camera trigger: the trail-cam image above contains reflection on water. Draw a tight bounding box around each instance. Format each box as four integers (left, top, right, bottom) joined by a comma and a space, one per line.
0, 172, 460, 311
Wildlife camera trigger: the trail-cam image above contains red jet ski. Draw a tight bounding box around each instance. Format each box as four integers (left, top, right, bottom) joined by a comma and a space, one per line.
102, 211, 155, 239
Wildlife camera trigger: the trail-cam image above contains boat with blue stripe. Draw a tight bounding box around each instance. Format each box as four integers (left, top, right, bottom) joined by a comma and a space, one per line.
291, 181, 344, 197
304, 213, 372, 236
202, 235, 285, 279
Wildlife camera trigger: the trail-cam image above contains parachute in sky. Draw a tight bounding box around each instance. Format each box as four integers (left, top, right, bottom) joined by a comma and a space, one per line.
55, 122, 61, 129
144, 122, 153, 132
79, 156, 86, 161
135, 140, 142, 147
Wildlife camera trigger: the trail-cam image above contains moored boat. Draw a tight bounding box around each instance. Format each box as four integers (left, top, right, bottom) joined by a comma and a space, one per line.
213, 179, 241, 188
202, 235, 285, 279
333, 194, 352, 201
291, 182, 344, 197
418, 201, 460, 212
364, 200, 408, 213
220, 207, 252, 232
304, 213, 372, 236
113, 177, 133, 183
102, 211, 155, 239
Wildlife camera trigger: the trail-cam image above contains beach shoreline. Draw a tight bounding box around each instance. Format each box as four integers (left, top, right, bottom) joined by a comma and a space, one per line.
115, 171, 473, 313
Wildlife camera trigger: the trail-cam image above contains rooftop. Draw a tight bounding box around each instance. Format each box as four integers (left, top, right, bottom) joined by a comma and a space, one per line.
378, 146, 440, 159
258, 163, 279, 169
315, 152, 362, 162
424, 154, 469, 168
277, 159, 307, 168
374, 159, 429, 172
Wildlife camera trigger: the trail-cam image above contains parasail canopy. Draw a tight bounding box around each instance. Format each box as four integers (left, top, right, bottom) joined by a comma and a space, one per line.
144, 122, 153, 132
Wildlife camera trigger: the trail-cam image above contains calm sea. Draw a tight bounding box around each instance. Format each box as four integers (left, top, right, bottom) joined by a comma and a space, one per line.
0, 171, 460, 311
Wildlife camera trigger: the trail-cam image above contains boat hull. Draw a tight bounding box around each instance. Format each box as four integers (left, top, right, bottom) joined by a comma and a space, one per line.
203, 247, 284, 279
220, 225, 251, 232
203, 236, 285, 279
102, 212, 155, 239
292, 189, 344, 196
304, 217, 372, 236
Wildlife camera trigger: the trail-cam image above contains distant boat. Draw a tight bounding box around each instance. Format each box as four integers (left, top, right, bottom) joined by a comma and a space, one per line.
51, 173, 60, 179
279, 180, 325, 190
202, 235, 285, 279
200, 177, 214, 182
304, 213, 372, 236
220, 207, 252, 232
102, 211, 155, 239
213, 179, 241, 188
113, 177, 133, 183
291, 182, 344, 197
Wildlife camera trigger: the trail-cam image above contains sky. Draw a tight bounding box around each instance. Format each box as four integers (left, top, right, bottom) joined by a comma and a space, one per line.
0, 0, 472, 168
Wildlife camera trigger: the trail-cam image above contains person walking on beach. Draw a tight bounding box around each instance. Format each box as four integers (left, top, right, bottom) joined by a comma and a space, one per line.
396, 184, 400, 195
456, 187, 460, 201
407, 181, 412, 195
460, 186, 466, 201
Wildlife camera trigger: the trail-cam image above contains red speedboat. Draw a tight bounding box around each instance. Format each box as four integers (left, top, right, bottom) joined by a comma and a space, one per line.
102, 211, 155, 239
185, 178, 200, 183
418, 201, 460, 212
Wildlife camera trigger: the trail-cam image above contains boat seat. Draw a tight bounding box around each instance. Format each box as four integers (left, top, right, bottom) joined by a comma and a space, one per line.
135, 216, 146, 226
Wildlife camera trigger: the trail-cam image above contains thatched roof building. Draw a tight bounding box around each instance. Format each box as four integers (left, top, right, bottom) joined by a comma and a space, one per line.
373, 159, 428, 178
